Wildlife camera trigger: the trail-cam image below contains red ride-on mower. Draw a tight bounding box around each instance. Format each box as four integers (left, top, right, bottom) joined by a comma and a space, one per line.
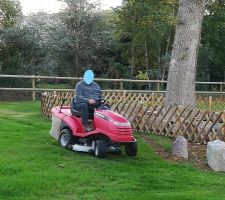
50, 99, 137, 158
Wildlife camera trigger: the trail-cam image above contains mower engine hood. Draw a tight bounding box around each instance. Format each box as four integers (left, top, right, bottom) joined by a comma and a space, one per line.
95, 110, 131, 126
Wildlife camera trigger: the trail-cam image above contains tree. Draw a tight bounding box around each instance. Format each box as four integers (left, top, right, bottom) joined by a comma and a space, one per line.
197, 1, 225, 84
0, 12, 56, 76
0, 0, 22, 77
0, 3, 131, 80
49, 1, 127, 78
0, 0, 22, 29
54, 0, 100, 76
116, 0, 177, 79
165, 0, 205, 108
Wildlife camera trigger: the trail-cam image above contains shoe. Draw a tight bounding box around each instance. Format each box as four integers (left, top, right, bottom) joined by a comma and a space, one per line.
84, 124, 92, 133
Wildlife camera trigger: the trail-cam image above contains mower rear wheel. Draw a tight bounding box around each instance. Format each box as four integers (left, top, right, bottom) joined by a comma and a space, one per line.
58, 129, 74, 149
95, 140, 107, 158
125, 142, 137, 156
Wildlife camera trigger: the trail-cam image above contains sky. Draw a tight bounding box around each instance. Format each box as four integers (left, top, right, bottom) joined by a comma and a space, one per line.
19, 0, 122, 15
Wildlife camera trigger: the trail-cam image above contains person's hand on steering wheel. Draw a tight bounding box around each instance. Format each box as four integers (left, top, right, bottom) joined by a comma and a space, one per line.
100, 99, 105, 104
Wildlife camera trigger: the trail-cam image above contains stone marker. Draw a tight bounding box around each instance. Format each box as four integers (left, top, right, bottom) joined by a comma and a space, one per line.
172, 136, 188, 158
207, 140, 225, 172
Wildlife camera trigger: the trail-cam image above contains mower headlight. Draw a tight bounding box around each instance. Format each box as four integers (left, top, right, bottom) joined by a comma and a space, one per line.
113, 121, 131, 127
95, 112, 111, 121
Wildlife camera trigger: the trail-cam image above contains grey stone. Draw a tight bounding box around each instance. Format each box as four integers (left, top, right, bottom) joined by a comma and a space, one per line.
172, 136, 188, 158
207, 140, 225, 172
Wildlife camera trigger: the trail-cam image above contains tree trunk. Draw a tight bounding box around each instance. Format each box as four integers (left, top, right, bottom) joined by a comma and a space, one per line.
162, 7, 176, 81
75, 40, 79, 77
218, 0, 225, 5
131, 41, 134, 78
162, 30, 171, 80
165, 0, 204, 108
74, 33, 79, 77
144, 41, 149, 79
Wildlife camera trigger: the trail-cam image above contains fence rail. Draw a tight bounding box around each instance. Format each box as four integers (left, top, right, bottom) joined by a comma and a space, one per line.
1, 74, 225, 101
1, 74, 225, 84
41, 91, 225, 144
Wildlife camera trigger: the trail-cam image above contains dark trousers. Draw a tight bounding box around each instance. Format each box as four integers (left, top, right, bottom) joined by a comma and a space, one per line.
74, 102, 100, 125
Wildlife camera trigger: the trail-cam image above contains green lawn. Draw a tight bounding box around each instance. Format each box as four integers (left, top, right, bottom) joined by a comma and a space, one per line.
1, 102, 225, 200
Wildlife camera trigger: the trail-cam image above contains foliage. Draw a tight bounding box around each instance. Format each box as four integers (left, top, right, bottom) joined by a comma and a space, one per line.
0, 0, 22, 28
115, 0, 177, 78
0, 0, 225, 85
0, 13, 54, 76
0, 0, 22, 86
1, 101, 225, 199
50, 0, 104, 76
135, 71, 148, 80
198, 2, 225, 82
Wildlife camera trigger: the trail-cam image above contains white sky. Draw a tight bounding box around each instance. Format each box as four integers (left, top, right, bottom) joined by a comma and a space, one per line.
19, 0, 122, 15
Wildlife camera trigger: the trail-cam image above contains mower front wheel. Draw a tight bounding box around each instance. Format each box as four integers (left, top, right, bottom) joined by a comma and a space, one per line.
125, 142, 137, 156
95, 140, 107, 158
58, 129, 74, 149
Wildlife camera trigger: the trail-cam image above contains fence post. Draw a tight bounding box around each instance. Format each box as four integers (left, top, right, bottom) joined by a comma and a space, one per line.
32, 75, 36, 101
222, 111, 225, 137
120, 79, 124, 90
209, 96, 212, 111
152, 93, 155, 105
220, 82, 223, 92
156, 81, 160, 91
123, 90, 127, 103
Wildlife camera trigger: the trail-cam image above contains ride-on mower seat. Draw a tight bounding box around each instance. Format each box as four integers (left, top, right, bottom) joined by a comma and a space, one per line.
70, 98, 94, 119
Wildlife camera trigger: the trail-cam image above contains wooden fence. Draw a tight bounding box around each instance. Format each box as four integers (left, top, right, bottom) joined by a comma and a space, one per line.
116, 104, 225, 144
41, 91, 225, 144
41, 91, 225, 114
1, 74, 225, 101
